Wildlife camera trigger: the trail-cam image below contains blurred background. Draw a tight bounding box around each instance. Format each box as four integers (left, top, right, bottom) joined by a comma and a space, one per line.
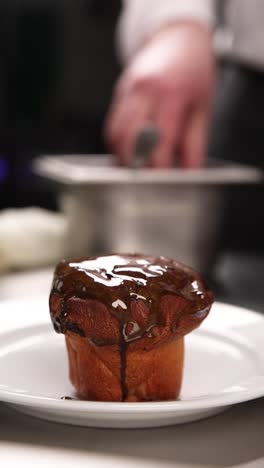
0, 0, 264, 312
0, 0, 120, 209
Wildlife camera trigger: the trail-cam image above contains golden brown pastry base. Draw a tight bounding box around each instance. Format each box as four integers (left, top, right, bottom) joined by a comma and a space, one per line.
65, 333, 184, 402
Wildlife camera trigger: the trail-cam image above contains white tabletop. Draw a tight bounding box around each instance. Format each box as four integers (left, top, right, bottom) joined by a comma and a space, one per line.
1, 268, 264, 468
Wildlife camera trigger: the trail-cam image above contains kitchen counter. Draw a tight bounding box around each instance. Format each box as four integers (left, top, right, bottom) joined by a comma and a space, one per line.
1, 252, 264, 468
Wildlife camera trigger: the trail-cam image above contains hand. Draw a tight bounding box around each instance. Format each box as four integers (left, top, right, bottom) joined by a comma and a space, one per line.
105, 22, 215, 168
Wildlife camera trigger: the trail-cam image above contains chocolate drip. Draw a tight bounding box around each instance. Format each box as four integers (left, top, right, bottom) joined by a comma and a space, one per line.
120, 323, 128, 400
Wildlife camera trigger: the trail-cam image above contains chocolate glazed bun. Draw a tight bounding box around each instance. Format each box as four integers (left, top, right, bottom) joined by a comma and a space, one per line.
49, 254, 214, 402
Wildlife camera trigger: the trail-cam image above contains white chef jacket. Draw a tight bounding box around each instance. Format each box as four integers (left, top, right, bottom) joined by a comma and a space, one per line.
118, 0, 264, 71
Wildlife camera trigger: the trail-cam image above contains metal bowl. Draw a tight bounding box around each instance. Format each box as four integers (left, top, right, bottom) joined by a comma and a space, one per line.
34, 155, 263, 274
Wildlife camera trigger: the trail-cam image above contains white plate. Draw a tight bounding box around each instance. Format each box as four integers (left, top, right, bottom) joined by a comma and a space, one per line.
0, 299, 264, 428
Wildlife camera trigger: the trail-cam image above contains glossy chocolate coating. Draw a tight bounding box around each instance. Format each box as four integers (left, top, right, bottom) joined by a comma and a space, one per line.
49, 254, 214, 400
50, 254, 213, 339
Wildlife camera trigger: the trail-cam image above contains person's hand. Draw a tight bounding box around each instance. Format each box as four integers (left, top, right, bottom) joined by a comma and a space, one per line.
105, 22, 215, 168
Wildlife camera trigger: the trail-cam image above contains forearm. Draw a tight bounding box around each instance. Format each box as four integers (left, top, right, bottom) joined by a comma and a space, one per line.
118, 0, 215, 62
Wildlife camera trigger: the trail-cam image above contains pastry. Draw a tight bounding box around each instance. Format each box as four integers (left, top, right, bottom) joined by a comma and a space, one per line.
49, 254, 214, 401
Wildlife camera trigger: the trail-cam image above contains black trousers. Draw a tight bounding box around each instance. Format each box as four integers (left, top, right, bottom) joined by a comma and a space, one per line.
208, 60, 264, 251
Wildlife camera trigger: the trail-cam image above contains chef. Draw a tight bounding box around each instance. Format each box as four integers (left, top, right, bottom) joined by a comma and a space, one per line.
106, 0, 264, 172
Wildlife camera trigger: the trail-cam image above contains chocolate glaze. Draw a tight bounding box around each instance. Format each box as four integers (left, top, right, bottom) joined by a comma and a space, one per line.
49, 254, 214, 400
120, 322, 128, 400
65, 321, 85, 337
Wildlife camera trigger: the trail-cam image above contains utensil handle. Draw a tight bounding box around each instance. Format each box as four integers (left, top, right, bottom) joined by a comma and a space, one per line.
131, 126, 159, 169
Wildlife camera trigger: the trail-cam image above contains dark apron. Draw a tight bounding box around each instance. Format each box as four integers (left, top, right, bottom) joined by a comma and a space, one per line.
209, 0, 264, 250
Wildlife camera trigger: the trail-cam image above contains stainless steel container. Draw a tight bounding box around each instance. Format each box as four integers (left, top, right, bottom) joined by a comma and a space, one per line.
34, 155, 263, 274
